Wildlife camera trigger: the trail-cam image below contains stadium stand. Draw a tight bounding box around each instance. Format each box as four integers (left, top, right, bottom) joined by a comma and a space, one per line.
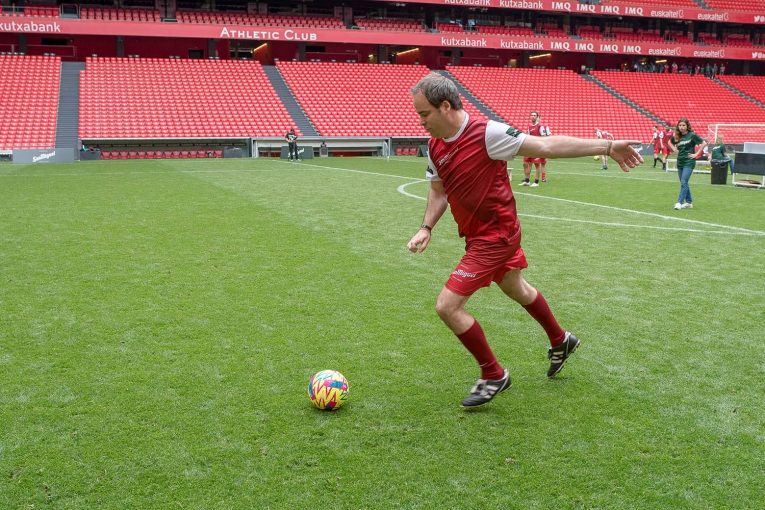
666, 31, 695, 45
717, 75, 765, 104
436, 22, 464, 33
607, 28, 666, 43
176, 11, 344, 28
602, 0, 698, 7
722, 34, 756, 48
577, 26, 604, 40
698, 33, 720, 46
99, 149, 223, 160
447, 66, 651, 141
354, 18, 425, 32
80, 7, 160, 22
275, 61, 487, 137
705, 0, 763, 11
0, 55, 60, 150
8, 5, 60, 17
592, 71, 765, 143
539, 25, 569, 38
79, 57, 295, 139
475, 25, 537, 37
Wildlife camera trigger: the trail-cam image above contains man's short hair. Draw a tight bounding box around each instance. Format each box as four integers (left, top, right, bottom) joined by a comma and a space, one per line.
411, 72, 463, 110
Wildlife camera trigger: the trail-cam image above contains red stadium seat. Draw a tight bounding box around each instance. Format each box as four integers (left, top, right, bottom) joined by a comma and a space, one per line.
0, 55, 60, 150
277, 61, 486, 137
448, 66, 653, 141
79, 57, 295, 139
592, 71, 765, 143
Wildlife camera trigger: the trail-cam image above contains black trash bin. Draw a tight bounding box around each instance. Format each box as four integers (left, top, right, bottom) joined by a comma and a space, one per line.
711, 160, 728, 185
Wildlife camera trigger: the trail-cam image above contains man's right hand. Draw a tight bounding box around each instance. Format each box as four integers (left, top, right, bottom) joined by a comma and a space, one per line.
407, 229, 431, 253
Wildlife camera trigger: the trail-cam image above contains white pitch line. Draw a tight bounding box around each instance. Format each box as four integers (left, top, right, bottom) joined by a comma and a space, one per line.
520, 213, 764, 237
513, 191, 764, 235
396, 181, 765, 237
301, 161, 765, 236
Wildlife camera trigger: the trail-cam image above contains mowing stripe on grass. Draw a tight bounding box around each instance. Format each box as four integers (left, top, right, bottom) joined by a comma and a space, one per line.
292, 160, 765, 237
397, 182, 761, 237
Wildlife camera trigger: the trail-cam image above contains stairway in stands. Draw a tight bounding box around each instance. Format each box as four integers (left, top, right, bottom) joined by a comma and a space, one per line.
262, 65, 319, 137
55, 62, 85, 152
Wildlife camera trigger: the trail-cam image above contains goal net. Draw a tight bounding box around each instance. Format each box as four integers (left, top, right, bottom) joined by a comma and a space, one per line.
707, 123, 765, 145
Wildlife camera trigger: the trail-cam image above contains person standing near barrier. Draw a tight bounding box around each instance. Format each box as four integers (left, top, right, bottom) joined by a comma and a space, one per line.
668, 118, 707, 210
709, 135, 734, 174
285, 128, 299, 161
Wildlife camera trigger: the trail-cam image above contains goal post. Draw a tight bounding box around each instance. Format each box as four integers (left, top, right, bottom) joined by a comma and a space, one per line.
707, 123, 765, 145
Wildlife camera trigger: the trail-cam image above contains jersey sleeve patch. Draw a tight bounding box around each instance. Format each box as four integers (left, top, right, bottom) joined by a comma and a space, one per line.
426, 153, 440, 180
486, 120, 526, 161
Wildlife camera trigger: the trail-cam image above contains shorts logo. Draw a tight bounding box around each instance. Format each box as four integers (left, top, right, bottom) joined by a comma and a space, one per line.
453, 269, 477, 278
506, 127, 522, 138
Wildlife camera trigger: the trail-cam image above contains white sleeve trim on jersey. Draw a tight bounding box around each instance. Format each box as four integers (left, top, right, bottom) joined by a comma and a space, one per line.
426, 152, 440, 181
485, 120, 527, 161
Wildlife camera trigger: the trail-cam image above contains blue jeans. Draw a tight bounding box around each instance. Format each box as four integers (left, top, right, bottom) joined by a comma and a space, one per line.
677, 165, 693, 204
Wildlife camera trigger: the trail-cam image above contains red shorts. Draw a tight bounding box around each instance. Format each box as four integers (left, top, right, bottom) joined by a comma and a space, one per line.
523, 157, 546, 164
662, 146, 671, 156
445, 235, 528, 297
653, 144, 662, 154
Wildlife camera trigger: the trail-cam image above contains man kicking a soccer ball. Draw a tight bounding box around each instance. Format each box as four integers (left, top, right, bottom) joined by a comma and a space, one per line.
407, 73, 642, 407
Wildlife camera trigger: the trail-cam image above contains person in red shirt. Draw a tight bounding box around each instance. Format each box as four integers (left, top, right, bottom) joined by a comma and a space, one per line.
651, 125, 665, 169
595, 128, 615, 171
520, 112, 551, 187
662, 126, 674, 170
407, 73, 642, 407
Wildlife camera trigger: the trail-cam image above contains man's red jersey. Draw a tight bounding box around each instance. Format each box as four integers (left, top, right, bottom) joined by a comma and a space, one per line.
527, 122, 549, 137
652, 130, 664, 151
524, 122, 550, 164
427, 115, 526, 241
664, 128, 674, 155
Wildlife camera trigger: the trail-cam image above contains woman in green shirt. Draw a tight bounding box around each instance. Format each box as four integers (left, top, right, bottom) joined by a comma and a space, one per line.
668, 118, 707, 210
708, 135, 734, 173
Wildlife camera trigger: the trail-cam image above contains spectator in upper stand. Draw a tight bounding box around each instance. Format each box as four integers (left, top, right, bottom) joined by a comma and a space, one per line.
671, 61, 678, 74
705, 62, 712, 77
719, 63, 726, 76
694, 64, 701, 75
712, 63, 718, 77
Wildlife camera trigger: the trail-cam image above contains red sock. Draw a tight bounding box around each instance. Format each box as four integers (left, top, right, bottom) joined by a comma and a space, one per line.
522, 292, 566, 347
456, 320, 504, 380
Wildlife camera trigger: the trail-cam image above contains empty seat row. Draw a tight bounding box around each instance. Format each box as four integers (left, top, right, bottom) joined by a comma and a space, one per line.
80, 57, 296, 139
592, 71, 765, 143
448, 65, 652, 141
277, 61, 487, 137
0, 54, 59, 150
100, 150, 223, 160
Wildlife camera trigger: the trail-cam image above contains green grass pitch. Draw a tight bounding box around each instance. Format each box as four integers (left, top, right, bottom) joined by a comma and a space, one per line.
1, 156, 764, 509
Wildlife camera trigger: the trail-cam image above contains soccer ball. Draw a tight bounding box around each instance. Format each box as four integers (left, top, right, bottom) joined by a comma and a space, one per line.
308, 370, 349, 410
593, 155, 600, 161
